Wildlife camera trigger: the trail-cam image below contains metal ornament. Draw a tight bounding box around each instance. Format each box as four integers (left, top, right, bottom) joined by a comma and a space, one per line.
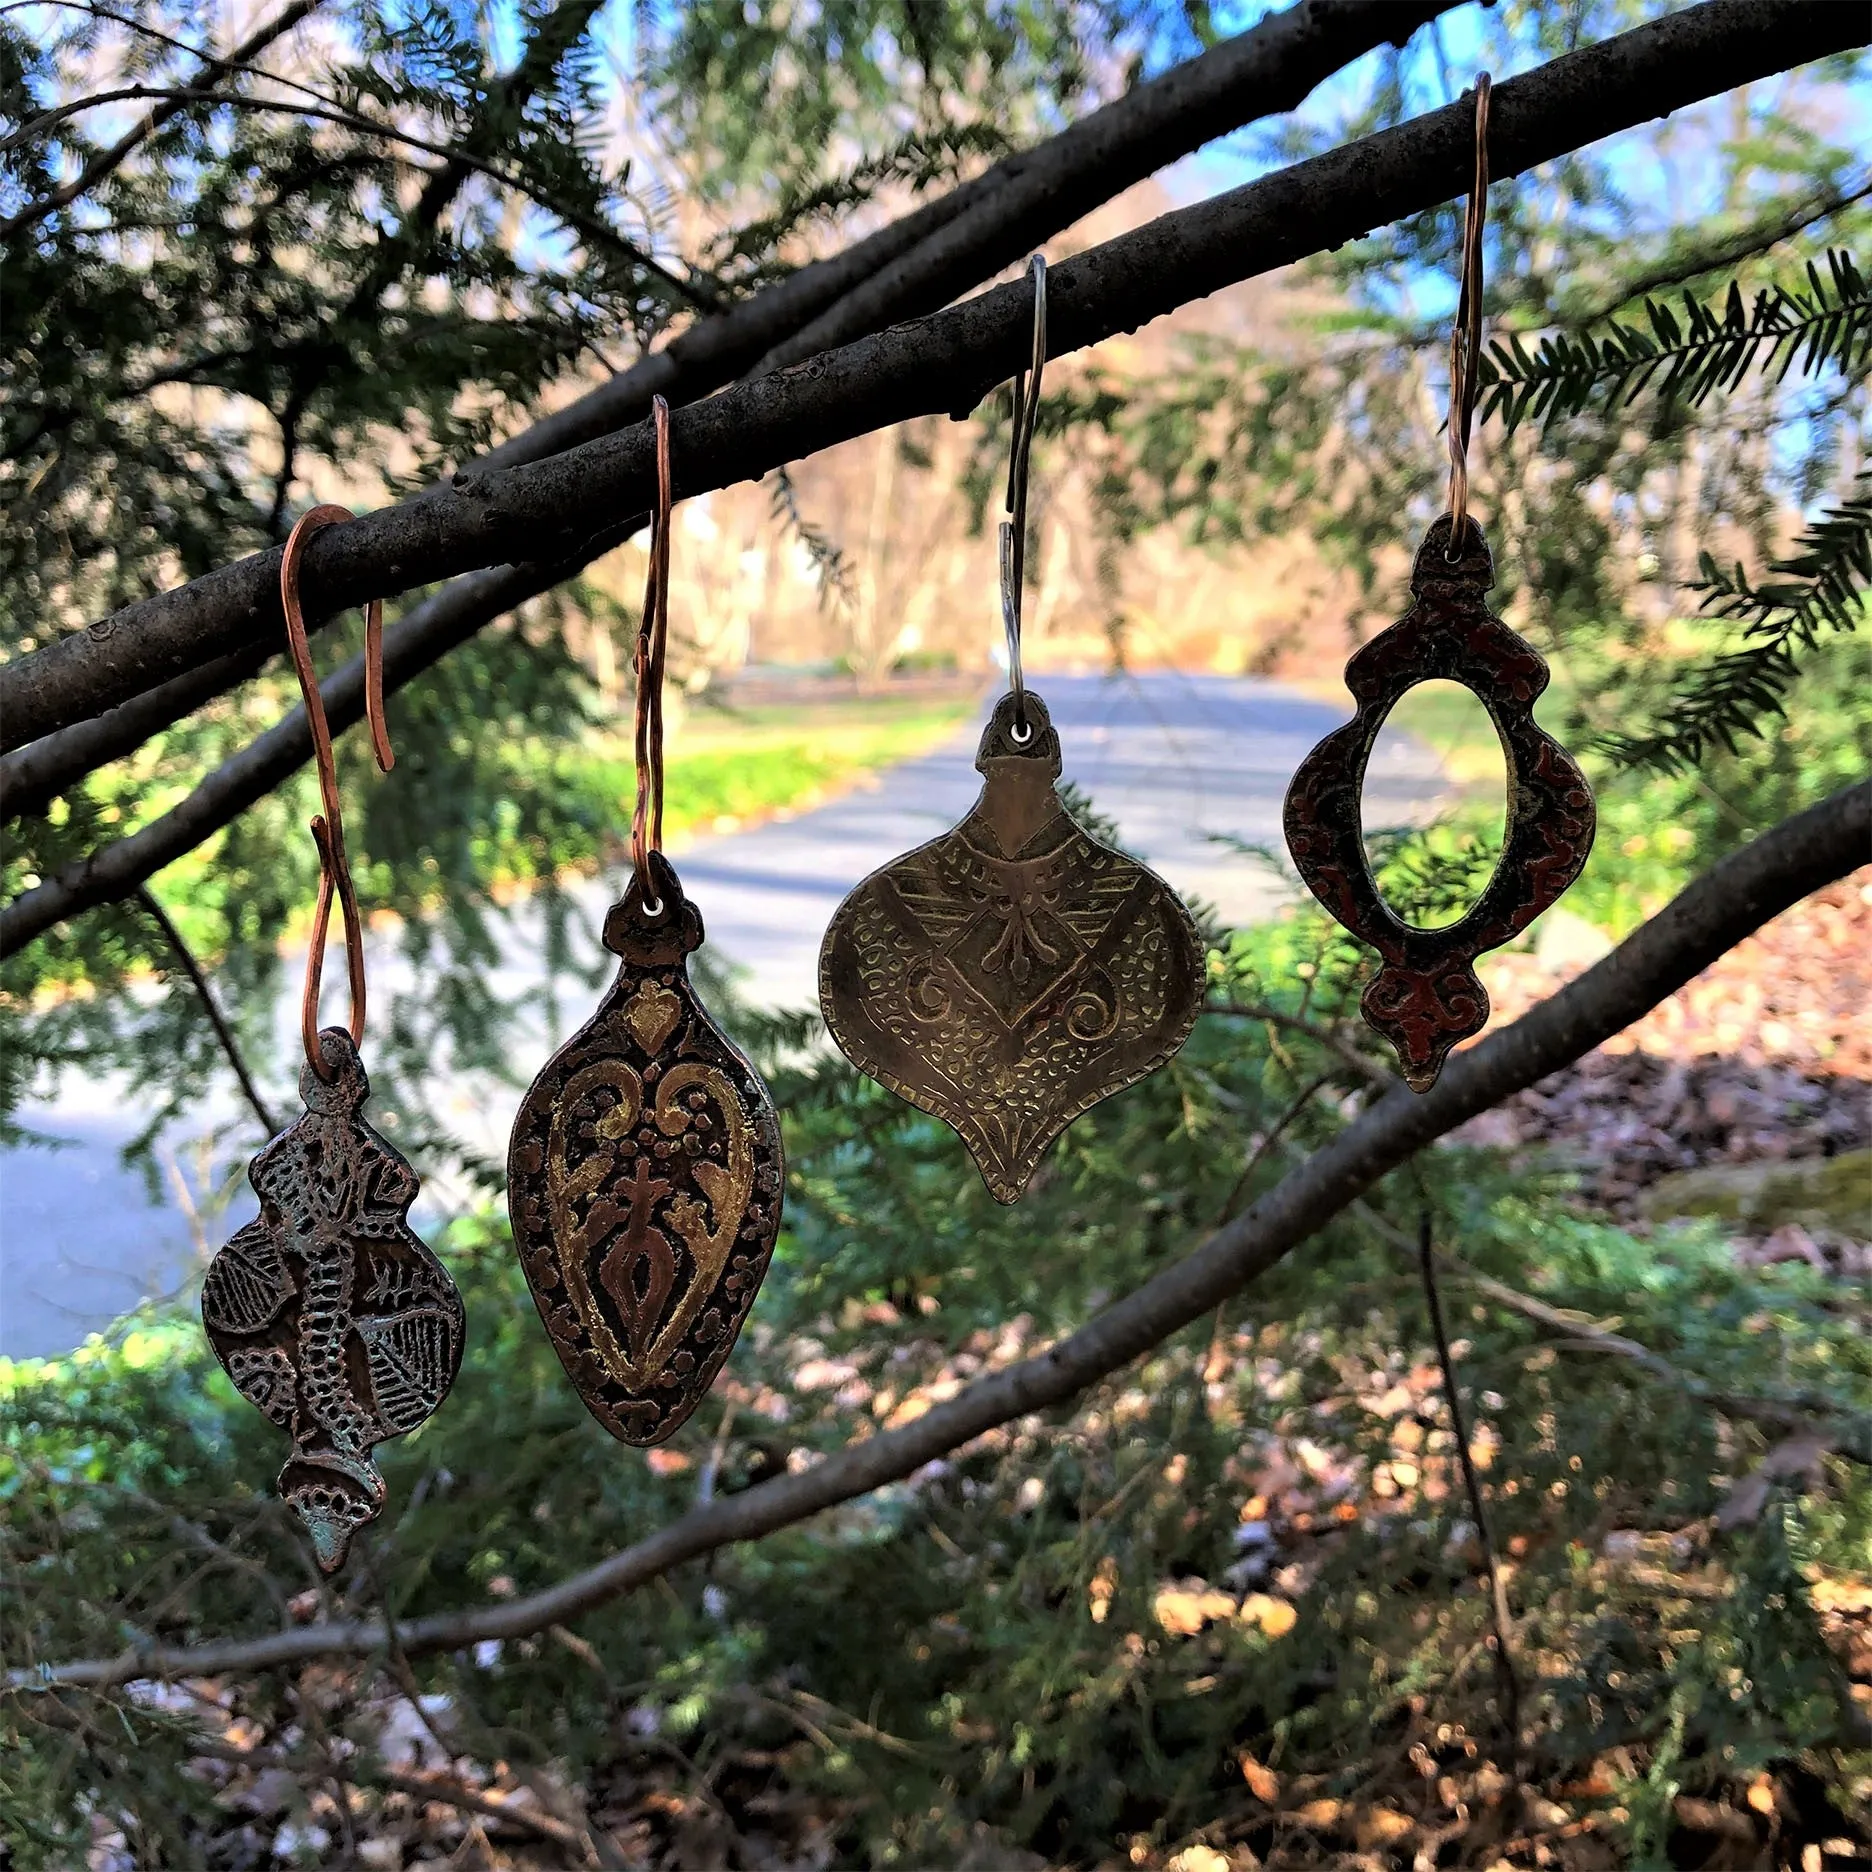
203, 505, 463, 1572
819, 256, 1205, 1201
1281, 75, 1595, 1091
1282, 518, 1594, 1089
820, 690, 1205, 1202
204, 1029, 465, 1573
508, 853, 784, 1442
506, 396, 784, 1444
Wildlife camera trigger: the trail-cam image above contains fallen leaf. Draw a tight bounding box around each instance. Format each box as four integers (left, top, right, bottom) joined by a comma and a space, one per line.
1356, 1805, 1413, 1848
1154, 1584, 1236, 1637
1239, 1754, 1279, 1804
1166, 1846, 1228, 1872
1238, 1593, 1298, 1638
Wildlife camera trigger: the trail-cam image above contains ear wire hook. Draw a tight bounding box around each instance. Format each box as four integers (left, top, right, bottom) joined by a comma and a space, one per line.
280, 505, 394, 1082
1445, 73, 1491, 560
999, 253, 1047, 742
630, 395, 674, 917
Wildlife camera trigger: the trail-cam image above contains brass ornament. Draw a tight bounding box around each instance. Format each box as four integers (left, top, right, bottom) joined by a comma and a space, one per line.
507, 854, 784, 1442
820, 690, 1206, 1202
203, 1028, 464, 1572
505, 395, 784, 1443
204, 505, 462, 1572
1281, 74, 1594, 1091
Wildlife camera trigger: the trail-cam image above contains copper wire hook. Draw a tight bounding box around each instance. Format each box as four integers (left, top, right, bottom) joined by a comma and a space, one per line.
1445, 73, 1490, 558
280, 505, 394, 1081
999, 253, 1047, 741
630, 395, 674, 916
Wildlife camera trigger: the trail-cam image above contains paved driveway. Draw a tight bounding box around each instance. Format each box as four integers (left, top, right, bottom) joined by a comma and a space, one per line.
0, 671, 1447, 1358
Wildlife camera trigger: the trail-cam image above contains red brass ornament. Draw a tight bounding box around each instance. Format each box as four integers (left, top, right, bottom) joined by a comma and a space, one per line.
1281, 516, 1595, 1090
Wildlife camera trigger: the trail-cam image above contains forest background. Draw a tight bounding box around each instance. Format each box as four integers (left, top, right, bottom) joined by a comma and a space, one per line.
2, 0, 1870, 1866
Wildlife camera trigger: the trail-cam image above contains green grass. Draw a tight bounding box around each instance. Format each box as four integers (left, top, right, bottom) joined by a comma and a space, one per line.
575, 696, 980, 844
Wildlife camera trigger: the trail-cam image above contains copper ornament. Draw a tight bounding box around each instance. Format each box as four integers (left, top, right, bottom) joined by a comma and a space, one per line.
507, 854, 784, 1443
1281, 77, 1593, 1091
202, 507, 460, 1574
1282, 517, 1595, 1090
204, 1029, 464, 1572
820, 690, 1205, 1202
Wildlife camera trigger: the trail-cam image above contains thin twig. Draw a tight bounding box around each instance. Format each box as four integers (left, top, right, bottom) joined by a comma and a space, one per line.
1417, 1211, 1523, 1759
1204, 999, 1401, 1091
1214, 1070, 1336, 1226
135, 884, 278, 1135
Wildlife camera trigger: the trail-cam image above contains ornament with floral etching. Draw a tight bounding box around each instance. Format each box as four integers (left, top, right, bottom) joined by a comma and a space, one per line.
507, 853, 784, 1444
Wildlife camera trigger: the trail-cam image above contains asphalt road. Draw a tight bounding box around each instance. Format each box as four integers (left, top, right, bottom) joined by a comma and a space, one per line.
0, 671, 1449, 1359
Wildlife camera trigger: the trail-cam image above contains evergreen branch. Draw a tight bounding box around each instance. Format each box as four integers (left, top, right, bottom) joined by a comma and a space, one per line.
1477, 248, 1872, 435
1556, 172, 1872, 321
0, 0, 1456, 815
0, 0, 327, 237
10, 777, 1864, 1690
766, 465, 856, 608
3, 85, 716, 310
11, 0, 1851, 758
1597, 467, 1872, 771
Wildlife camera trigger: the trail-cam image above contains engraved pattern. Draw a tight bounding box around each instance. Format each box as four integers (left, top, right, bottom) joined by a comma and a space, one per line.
820, 691, 1206, 1202
507, 853, 784, 1445
201, 1028, 465, 1572
1282, 516, 1596, 1090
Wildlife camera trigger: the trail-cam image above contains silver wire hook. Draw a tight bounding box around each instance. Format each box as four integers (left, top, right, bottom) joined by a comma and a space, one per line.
999, 253, 1046, 742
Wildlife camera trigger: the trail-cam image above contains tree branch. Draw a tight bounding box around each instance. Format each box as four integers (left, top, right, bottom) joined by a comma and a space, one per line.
12, 776, 1864, 1691
0, 2, 1851, 938
1, 0, 1455, 776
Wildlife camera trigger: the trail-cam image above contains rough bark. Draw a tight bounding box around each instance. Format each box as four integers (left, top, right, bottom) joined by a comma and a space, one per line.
0, 0, 1450, 760
13, 776, 1865, 1690
5, 0, 1858, 757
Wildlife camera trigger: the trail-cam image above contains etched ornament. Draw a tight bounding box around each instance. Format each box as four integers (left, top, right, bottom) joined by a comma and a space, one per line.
820, 691, 1205, 1201
204, 1028, 465, 1571
1282, 517, 1594, 1089
506, 395, 783, 1444
1281, 73, 1594, 1091
204, 505, 461, 1573
508, 855, 784, 1443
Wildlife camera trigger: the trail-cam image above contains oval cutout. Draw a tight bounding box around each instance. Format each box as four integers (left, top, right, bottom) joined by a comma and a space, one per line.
1359, 679, 1509, 931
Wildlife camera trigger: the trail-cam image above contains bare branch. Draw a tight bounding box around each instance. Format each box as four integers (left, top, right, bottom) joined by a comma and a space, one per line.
1417, 1213, 1522, 1756
134, 885, 279, 1136
11, 776, 1864, 1691
5, 0, 1857, 761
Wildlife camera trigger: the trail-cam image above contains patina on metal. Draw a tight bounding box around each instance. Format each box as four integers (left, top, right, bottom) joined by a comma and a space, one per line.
203, 1028, 465, 1572
508, 853, 784, 1442
1282, 516, 1595, 1090
506, 395, 784, 1443
204, 507, 462, 1573
1281, 75, 1594, 1091
819, 690, 1206, 1202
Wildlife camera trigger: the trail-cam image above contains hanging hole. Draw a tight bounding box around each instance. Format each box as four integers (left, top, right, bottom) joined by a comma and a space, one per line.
1010, 715, 1033, 745
640, 893, 664, 919
1359, 679, 1507, 931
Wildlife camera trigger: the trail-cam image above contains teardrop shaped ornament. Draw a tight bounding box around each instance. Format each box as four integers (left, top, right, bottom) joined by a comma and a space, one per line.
1282, 516, 1596, 1090
507, 854, 784, 1444
201, 1028, 465, 1574
820, 691, 1206, 1202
